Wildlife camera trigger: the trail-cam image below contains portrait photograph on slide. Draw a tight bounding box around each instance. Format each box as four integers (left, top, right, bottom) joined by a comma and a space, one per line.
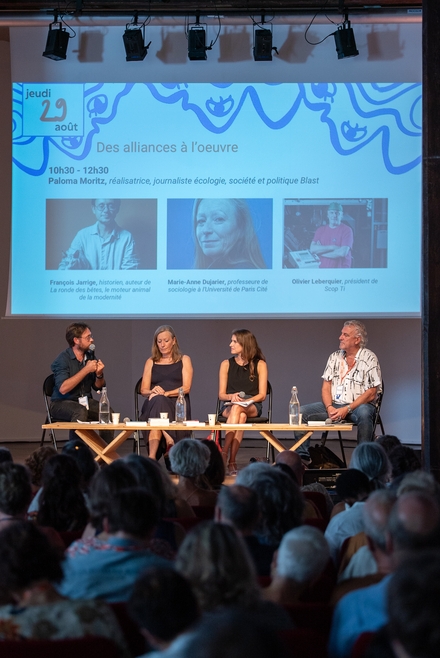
166, 198, 273, 270
45, 198, 157, 271
283, 198, 388, 270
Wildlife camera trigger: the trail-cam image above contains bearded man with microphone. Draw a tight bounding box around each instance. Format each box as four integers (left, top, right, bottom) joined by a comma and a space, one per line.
50, 322, 111, 441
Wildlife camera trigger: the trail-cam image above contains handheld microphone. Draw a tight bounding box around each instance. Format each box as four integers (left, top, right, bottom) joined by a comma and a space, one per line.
88, 343, 97, 361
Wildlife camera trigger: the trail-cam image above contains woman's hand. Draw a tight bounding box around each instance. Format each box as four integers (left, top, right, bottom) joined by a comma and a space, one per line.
149, 385, 165, 399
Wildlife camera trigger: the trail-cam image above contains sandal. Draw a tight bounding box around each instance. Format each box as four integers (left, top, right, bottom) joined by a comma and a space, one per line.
228, 461, 238, 476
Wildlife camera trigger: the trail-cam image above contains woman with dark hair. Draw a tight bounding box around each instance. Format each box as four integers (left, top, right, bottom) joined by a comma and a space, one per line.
198, 439, 225, 491
140, 325, 193, 461
62, 438, 97, 492
218, 329, 268, 474
0, 521, 129, 654
25, 446, 57, 497
36, 454, 89, 532
193, 199, 266, 269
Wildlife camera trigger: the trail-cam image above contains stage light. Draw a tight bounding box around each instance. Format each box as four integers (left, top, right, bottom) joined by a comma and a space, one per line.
253, 28, 273, 61
42, 15, 69, 61
188, 26, 207, 60
123, 13, 151, 62
333, 14, 359, 59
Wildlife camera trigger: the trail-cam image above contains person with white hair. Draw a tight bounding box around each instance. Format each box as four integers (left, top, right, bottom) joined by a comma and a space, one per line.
263, 525, 330, 606
169, 439, 217, 507
294, 320, 382, 462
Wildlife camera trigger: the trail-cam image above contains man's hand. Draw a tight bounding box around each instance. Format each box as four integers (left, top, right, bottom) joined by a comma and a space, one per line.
327, 405, 350, 422
95, 359, 105, 377
84, 359, 98, 374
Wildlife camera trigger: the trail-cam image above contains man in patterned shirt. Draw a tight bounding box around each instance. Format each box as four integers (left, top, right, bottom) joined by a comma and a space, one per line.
296, 320, 382, 460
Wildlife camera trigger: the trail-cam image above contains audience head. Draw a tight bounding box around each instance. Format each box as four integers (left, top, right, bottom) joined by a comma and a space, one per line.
124, 454, 167, 516
129, 567, 199, 648
0, 448, 12, 464
176, 520, 259, 612
179, 608, 286, 658
363, 489, 397, 551
388, 445, 421, 480
375, 434, 401, 455
388, 490, 440, 557
37, 454, 89, 532
388, 550, 440, 658
106, 488, 159, 539
200, 440, 225, 489
62, 439, 97, 488
0, 463, 32, 517
170, 439, 211, 478
275, 525, 330, 585
275, 451, 303, 486
0, 521, 63, 598
236, 463, 304, 545
350, 442, 391, 489
396, 470, 440, 498
216, 484, 259, 533
89, 461, 137, 530
335, 468, 371, 505
24, 446, 57, 488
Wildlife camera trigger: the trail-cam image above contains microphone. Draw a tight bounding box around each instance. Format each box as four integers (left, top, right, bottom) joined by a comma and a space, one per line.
87, 343, 97, 361
239, 391, 246, 398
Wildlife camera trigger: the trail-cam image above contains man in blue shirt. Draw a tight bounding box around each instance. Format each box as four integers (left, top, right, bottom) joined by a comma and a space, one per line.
58, 488, 170, 602
59, 199, 139, 270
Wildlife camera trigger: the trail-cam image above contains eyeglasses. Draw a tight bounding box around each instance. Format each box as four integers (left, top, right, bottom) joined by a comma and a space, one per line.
95, 203, 117, 212
81, 334, 93, 340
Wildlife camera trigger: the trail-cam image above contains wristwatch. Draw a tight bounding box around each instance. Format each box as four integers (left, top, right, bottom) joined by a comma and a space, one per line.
347, 405, 353, 414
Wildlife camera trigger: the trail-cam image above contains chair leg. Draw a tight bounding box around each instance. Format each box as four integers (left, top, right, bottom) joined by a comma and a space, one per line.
266, 440, 275, 463
50, 428, 58, 451
40, 427, 46, 447
337, 432, 347, 468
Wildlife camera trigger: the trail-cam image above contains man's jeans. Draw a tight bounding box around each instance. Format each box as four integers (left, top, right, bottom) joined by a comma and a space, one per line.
50, 398, 114, 443
295, 401, 377, 458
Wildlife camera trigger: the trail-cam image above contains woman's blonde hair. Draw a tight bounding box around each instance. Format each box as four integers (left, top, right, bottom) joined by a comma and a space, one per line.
151, 325, 182, 363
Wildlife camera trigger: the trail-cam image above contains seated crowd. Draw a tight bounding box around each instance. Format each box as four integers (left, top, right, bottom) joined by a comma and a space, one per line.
0, 434, 437, 658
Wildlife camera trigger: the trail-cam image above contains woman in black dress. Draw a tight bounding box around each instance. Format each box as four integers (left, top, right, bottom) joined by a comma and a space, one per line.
140, 325, 193, 460
218, 329, 268, 475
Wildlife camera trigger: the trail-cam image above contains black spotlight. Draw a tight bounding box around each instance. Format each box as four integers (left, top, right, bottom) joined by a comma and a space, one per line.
253, 28, 273, 61
123, 28, 149, 61
334, 19, 359, 59
43, 19, 69, 61
188, 26, 207, 60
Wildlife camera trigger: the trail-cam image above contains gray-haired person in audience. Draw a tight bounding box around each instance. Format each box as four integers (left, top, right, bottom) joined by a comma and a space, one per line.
169, 439, 217, 507
263, 525, 330, 606
350, 442, 391, 490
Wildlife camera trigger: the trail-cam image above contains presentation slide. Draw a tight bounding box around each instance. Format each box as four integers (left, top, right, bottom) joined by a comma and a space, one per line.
11, 81, 421, 317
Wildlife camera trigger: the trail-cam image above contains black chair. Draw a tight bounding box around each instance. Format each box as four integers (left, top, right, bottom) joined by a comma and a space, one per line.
40, 374, 58, 450
133, 377, 144, 454
321, 382, 385, 468
215, 381, 274, 462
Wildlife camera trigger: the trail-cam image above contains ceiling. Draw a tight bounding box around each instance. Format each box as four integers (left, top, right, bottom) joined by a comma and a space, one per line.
0, 0, 423, 19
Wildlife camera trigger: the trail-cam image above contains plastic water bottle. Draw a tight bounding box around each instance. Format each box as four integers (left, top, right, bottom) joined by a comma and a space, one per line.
175, 387, 187, 423
289, 386, 300, 425
99, 387, 110, 424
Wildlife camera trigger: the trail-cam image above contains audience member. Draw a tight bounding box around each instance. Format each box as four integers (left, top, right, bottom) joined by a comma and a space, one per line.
236, 462, 304, 547
374, 434, 401, 455
329, 490, 440, 657
24, 446, 57, 496
176, 521, 291, 630
263, 525, 330, 606
178, 608, 287, 658
350, 442, 391, 489
58, 488, 170, 602
0, 448, 12, 464
325, 469, 371, 563
169, 439, 217, 506
199, 439, 225, 490
336, 489, 396, 595
129, 567, 199, 656
396, 469, 440, 498
0, 521, 129, 655
62, 438, 98, 492
124, 453, 184, 551
36, 454, 89, 532
388, 445, 421, 488
216, 484, 274, 576
275, 450, 333, 517
0, 463, 32, 529
386, 550, 440, 658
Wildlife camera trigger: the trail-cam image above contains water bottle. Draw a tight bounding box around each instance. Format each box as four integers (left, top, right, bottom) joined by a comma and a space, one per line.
289, 386, 300, 425
175, 387, 187, 423
99, 387, 110, 424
